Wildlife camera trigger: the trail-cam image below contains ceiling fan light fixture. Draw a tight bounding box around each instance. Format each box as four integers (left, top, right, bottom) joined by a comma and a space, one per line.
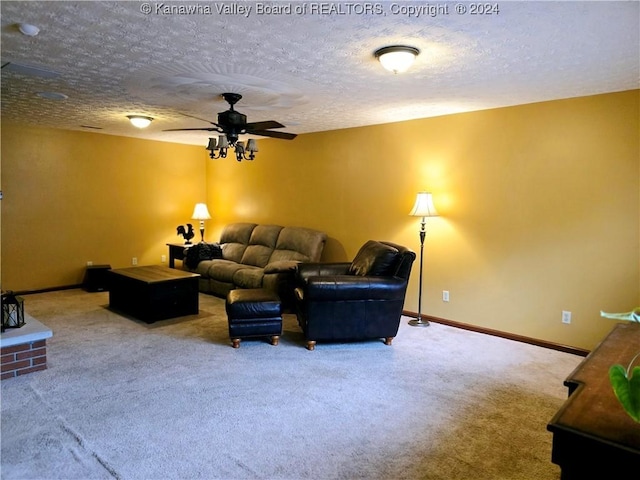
127, 115, 153, 128
374, 45, 420, 74
246, 139, 258, 153
233, 140, 259, 162
206, 135, 258, 161
206, 135, 231, 159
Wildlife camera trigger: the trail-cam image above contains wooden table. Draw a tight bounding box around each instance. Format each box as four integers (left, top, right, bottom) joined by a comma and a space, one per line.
108, 265, 200, 323
166, 243, 194, 268
547, 323, 640, 479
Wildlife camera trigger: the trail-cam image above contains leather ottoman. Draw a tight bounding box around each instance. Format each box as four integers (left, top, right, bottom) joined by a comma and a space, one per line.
225, 289, 282, 348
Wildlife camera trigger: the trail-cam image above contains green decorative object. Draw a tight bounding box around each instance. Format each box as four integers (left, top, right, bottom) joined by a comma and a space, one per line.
601, 308, 640, 422
600, 307, 640, 322
609, 354, 640, 422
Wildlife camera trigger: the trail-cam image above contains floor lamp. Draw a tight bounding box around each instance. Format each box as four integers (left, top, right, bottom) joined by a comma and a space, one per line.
191, 203, 212, 243
408, 192, 438, 327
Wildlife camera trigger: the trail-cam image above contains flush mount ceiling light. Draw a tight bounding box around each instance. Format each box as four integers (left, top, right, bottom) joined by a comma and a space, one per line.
374, 45, 420, 74
17, 23, 40, 36
127, 115, 154, 128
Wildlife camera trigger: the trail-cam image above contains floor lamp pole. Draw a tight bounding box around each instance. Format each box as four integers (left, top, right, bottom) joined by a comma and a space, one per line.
409, 218, 430, 327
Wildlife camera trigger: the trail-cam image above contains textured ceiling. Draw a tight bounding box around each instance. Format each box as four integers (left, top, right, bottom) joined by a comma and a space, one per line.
1, 1, 639, 146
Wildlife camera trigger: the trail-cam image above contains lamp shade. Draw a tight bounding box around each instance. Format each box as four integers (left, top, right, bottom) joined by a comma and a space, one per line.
409, 192, 438, 217
191, 203, 212, 220
246, 139, 258, 152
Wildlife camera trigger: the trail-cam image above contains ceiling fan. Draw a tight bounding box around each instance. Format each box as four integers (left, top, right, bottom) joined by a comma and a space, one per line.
165, 93, 297, 161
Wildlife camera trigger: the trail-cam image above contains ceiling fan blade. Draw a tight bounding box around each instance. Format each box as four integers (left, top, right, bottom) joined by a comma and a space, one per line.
245, 120, 285, 130
163, 99, 296, 141
179, 112, 217, 125
247, 129, 297, 140
163, 127, 220, 132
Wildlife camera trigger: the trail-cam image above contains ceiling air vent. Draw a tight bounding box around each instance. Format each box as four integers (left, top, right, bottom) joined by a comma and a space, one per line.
1, 61, 61, 79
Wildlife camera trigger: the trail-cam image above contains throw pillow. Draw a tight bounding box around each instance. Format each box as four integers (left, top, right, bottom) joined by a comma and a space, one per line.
348, 241, 399, 276
184, 243, 222, 269
199, 242, 223, 261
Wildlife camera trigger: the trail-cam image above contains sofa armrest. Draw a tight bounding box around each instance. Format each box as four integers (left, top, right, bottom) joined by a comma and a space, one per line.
299, 275, 407, 302
297, 263, 351, 283
264, 260, 299, 274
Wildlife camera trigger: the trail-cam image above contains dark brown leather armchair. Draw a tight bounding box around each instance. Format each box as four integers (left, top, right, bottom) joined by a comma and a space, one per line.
294, 240, 416, 350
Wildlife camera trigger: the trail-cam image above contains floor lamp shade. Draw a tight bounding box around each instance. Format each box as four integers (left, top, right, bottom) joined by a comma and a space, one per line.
191, 203, 212, 242
409, 192, 438, 327
409, 192, 438, 217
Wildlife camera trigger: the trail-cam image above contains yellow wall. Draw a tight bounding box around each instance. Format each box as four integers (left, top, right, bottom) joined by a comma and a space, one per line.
1, 90, 638, 349
1, 126, 205, 289
205, 90, 639, 350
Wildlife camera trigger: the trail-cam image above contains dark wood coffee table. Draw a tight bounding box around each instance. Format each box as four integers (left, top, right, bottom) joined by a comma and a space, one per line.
547, 323, 640, 479
108, 265, 200, 323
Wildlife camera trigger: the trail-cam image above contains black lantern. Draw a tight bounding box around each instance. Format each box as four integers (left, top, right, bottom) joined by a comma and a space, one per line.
1, 291, 25, 331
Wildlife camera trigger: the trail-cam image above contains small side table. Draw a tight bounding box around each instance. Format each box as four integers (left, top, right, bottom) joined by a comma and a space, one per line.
166, 243, 194, 269
83, 264, 112, 292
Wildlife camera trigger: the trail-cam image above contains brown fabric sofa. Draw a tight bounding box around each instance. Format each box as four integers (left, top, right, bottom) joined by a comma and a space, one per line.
185, 222, 327, 308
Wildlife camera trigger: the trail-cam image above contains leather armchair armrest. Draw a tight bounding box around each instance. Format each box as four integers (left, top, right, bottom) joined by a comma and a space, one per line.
302, 275, 407, 301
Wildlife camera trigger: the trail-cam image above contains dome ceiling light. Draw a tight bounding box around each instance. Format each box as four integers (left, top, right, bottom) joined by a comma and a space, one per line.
374, 45, 420, 74
127, 115, 154, 128
17, 23, 40, 36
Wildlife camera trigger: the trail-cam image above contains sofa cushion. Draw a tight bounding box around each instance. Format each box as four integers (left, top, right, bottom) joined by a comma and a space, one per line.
232, 266, 265, 289
240, 225, 283, 267
198, 259, 252, 283
268, 227, 327, 263
348, 240, 400, 276
220, 223, 257, 263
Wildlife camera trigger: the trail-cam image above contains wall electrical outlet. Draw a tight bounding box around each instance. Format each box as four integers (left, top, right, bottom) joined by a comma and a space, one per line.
132, 257, 138, 266
443, 290, 450, 302
562, 311, 572, 324
161, 255, 166, 263
86, 261, 93, 266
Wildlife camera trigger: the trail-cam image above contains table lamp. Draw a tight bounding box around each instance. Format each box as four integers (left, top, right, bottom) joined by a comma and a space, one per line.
191, 203, 212, 242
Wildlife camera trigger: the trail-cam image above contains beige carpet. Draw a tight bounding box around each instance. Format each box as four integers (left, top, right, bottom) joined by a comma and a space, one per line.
1, 289, 582, 480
